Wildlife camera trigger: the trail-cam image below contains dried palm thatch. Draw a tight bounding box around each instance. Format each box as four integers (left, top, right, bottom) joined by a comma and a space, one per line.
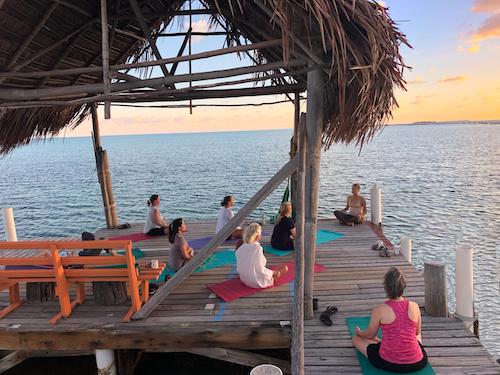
0, 0, 409, 154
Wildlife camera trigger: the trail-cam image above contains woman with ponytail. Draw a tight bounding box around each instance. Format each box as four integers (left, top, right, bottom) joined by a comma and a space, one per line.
215, 195, 243, 239
271, 202, 296, 250
352, 267, 428, 373
168, 218, 194, 272
143, 194, 168, 235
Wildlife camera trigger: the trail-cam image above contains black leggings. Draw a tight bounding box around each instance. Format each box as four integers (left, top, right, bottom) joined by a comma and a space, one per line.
367, 342, 428, 373
334, 210, 362, 225
146, 227, 167, 236
271, 238, 294, 251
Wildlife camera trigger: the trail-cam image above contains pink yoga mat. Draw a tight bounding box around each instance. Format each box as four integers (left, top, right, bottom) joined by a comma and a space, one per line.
108, 232, 153, 242
207, 262, 326, 302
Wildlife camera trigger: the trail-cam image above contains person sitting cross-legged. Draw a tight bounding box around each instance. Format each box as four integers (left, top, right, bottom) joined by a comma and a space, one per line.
352, 267, 428, 373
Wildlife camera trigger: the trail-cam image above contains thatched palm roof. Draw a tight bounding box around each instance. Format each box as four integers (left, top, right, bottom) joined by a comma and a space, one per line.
0, 0, 409, 154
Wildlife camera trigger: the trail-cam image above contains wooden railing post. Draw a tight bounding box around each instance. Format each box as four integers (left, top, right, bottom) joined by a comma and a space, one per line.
304, 67, 324, 320
424, 262, 448, 317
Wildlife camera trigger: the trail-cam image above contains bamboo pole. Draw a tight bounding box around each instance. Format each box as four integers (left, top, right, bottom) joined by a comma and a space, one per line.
133, 155, 299, 320
0, 59, 304, 101
0, 39, 283, 80
91, 105, 112, 228
304, 68, 324, 320
291, 113, 306, 375
102, 151, 119, 228
101, 0, 111, 119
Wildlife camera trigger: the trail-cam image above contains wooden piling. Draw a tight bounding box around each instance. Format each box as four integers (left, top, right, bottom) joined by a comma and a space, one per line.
102, 151, 119, 228
304, 68, 324, 320
424, 262, 448, 317
91, 105, 112, 228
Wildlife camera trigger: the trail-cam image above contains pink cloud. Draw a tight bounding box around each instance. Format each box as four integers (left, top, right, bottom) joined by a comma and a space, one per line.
471, 0, 500, 13
471, 13, 500, 41
438, 76, 468, 83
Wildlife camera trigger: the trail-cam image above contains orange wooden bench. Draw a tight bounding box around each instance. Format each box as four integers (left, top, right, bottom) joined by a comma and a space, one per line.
0, 240, 165, 323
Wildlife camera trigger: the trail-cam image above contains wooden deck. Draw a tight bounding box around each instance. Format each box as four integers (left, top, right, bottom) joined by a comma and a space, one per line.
0, 220, 498, 374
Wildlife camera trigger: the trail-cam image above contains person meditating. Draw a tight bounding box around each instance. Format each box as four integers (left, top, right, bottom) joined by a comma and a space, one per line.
352, 267, 428, 373
215, 195, 243, 239
168, 218, 194, 272
334, 183, 366, 226
271, 202, 296, 250
236, 223, 288, 289
143, 194, 168, 235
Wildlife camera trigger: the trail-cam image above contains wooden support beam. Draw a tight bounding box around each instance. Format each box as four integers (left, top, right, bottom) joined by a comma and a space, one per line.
0, 327, 291, 351
0, 59, 304, 100
170, 28, 192, 75
153, 348, 291, 374
4, 3, 59, 70
12, 20, 96, 73
0, 350, 30, 373
0, 39, 283, 80
109, 8, 216, 21
133, 155, 299, 320
128, 0, 172, 81
50, 0, 92, 17
101, 0, 111, 119
290, 93, 300, 219
291, 113, 306, 375
304, 68, 324, 320
91, 105, 112, 228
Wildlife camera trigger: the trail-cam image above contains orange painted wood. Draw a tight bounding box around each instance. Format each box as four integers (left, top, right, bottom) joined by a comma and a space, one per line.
51, 247, 72, 317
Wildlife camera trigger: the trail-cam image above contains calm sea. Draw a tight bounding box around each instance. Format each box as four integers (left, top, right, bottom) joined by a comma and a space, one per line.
0, 124, 499, 358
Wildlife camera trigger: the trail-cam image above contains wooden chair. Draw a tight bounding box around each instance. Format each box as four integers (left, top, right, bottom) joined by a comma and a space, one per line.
0, 240, 165, 323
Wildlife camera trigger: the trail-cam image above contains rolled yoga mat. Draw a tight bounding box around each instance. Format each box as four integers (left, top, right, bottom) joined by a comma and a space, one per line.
345, 317, 435, 375
263, 229, 344, 256
207, 261, 326, 302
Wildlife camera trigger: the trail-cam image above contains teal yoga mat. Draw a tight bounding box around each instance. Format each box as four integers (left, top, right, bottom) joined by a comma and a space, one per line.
346, 317, 435, 375
155, 250, 236, 282
117, 248, 146, 258
263, 229, 344, 256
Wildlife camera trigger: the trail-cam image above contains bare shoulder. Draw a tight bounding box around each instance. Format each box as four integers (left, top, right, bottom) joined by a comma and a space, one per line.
408, 300, 421, 311
360, 195, 367, 203
373, 303, 387, 315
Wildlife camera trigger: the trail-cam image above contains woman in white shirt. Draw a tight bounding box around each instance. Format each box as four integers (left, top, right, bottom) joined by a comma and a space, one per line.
215, 195, 243, 239
143, 194, 168, 235
236, 223, 288, 289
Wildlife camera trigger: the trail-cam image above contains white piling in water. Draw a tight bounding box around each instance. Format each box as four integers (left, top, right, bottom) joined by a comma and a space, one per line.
370, 184, 382, 226
456, 245, 474, 331
400, 236, 412, 263
2, 207, 18, 241
95, 349, 117, 375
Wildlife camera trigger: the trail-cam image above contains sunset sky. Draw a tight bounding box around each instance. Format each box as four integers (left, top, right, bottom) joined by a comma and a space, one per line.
69, 0, 500, 137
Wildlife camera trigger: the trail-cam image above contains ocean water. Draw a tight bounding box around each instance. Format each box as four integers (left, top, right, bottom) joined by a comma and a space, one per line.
0, 124, 499, 358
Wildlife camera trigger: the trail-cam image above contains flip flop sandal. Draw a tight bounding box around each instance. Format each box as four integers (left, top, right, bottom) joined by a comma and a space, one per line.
379, 247, 392, 257
320, 306, 338, 326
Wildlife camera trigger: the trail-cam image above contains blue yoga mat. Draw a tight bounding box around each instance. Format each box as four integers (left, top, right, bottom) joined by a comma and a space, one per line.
346, 317, 435, 375
263, 229, 344, 256
155, 250, 236, 282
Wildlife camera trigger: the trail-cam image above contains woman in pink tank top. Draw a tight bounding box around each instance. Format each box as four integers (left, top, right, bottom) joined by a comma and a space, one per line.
352, 267, 428, 373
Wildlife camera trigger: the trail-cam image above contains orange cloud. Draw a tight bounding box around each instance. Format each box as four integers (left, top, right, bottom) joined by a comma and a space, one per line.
409, 95, 436, 105
468, 43, 481, 53
407, 76, 426, 84
471, 0, 500, 13
471, 13, 500, 41
438, 76, 468, 83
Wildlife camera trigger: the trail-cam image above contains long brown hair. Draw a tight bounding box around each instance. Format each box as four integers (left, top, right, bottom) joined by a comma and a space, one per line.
276, 202, 292, 224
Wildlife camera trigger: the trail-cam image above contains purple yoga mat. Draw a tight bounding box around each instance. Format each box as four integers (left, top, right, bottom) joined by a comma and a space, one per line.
189, 232, 270, 251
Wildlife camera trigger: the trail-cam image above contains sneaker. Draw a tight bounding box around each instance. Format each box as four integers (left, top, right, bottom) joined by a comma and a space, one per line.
372, 240, 384, 251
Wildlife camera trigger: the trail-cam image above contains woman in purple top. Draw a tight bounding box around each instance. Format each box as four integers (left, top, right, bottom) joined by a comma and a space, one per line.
352, 267, 428, 373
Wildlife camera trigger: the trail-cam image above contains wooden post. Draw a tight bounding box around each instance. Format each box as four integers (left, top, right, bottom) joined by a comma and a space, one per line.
424, 262, 448, 317
456, 245, 474, 332
101, 0, 111, 119
304, 68, 324, 320
291, 113, 306, 375
1, 208, 17, 241
91, 105, 112, 228
290, 93, 300, 220
102, 151, 119, 228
